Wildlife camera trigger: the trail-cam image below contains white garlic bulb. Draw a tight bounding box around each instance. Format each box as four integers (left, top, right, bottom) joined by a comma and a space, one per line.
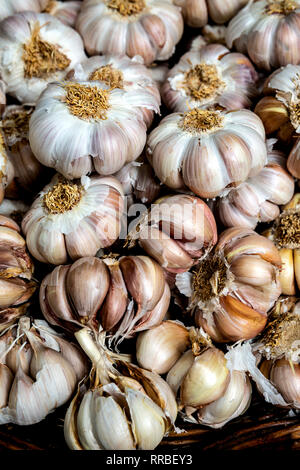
0, 1, 81, 26
0, 132, 14, 205
161, 42, 258, 113
76, 0, 184, 65
147, 108, 267, 199
29, 79, 159, 179
22, 174, 124, 265
227, 0, 300, 71
174, 0, 248, 27
0, 11, 86, 103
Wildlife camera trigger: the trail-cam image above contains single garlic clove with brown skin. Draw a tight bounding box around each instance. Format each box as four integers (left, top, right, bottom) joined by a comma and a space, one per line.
269, 360, 300, 408
279, 248, 296, 295
255, 96, 291, 136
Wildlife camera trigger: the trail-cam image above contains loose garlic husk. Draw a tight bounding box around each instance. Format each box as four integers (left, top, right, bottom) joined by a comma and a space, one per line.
147, 108, 267, 199
40, 255, 170, 341
127, 194, 217, 274
0, 1, 81, 26
76, 0, 183, 65
216, 142, 295, 229
1, 105, 48, 197
264, 194, 300, 295
0, 317, 88, 425
0, 215, 37, 331
64, 327, 177, 450
22, 174, 124, 265
0, 12, 86, 104
66, 54, 161, 128
29, 79, 159, 179
174, 0, 248, 27
176, 227, 282, 343
161, 42, 258, 113
227, 1, 300, 71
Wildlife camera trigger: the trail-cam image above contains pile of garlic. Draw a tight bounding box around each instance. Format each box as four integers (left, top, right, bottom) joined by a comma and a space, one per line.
0, 0, 299, 453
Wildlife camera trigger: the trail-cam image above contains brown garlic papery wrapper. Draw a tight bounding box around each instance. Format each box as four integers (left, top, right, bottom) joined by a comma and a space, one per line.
29, 80, 159, 179
176, 227, 282, 343
174, 0, 248, 27
147, 108, 267, 199
227, 1, 300, 71
0, 215, 37, 331
0, 12, 86, 103
0, 317, 88, 425
264, 194, 300, 295
76, 0, 184, 65
127, 194, 217, 274
40, 255, 170, 340
161, 43, 258, 113
2, 105, 49, 196
66, 54, 161, 128
22, 174, 124, 265
216, 143, 295, 229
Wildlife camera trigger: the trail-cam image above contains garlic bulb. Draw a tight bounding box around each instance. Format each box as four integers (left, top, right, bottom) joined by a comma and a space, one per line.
176, 227, 282, 343
147, 63, 169, 92
128, 194, 217, 273
0, 1, 81, 26
264, 194, 300, 295
0, 317, 88, 425
22, 174, 124, 265
0, 199, 30, 223
0, 11, 86, 103
174, 0, 248, 27
66, 54, 161, 128
64, 327, 177, 449
40, 255, 170, 340
216, 143, 295, 229
147, 108, 267, 199
2, 105, 48, 196
161, 43, 258, 113
227, 0, 300, 71
76, 0, 183, 65
0, 215, 37, 331
29, 79, 159, 179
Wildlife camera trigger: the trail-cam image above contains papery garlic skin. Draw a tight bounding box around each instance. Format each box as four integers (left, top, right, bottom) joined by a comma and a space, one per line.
29, 80, 159, 179
40, 255, 170, 339
22, 174, 124, 265
216, 144, 295, 229
67, 54, 161, 128
0, 317, 88, 425
161, 43, 258, 113
227, 0, 300, 71
76, 0, 183, 65
0, 132, 13, 204
0, 12, 86, 104
147, 108, 267, 199
174, 0, 248, 27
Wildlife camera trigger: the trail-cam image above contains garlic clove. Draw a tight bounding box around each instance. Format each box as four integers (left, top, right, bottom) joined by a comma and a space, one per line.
230, 255, 276, 287
295, 249, 300, 290
5, 343, 32, 376
133, 282, 171, 334
64, 390, 85, 450
99, 261, 128, 331
0, 364, 13, 409
279, 248, 296, 295
270, 360, 300, 408
166, 349, 195, 396
0, 278, 33, 309
254, 96, 289, 134
77, 390, 103, 450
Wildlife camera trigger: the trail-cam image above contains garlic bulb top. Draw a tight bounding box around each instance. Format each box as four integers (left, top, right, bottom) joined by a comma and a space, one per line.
29, 79, 159, 179
76, 0, 184, 65
227, 0, 300, 71
0, 11, 86, 103
22, 174, 124, 265
0, 1, 81, 26
147, 108, 267, 199
161, 43, 258, 113
0, 317, 88, 425
174, 0, 248, 27
176, 227, 282, 343
67, 54, 161, 128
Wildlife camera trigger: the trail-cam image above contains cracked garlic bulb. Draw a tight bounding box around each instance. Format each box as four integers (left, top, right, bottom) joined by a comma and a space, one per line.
0, 1, 81, 26
29, 79, 159, 179
161, 42, 258, 113
216, 143, 294, 229
176, 227, 282, 343
127, 194, 217, 274
0, 11, 86, 103
264, 194, 300, 295
174, 0, 248, 27
0, 317, 88, 425
21, 174, 124, 265
227, 0, 300, 71
147, 108, 267, 199
76, 0, 183, 65
66, 54, 161, 128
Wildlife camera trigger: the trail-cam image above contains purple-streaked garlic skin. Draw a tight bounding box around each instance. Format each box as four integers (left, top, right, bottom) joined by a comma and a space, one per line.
76, 0, 184, 66
0, 11, 87, 103
39, 255, 170, 339
161, 43, 258, 113
45, 1, 81, 27
227, 0, 300, 71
